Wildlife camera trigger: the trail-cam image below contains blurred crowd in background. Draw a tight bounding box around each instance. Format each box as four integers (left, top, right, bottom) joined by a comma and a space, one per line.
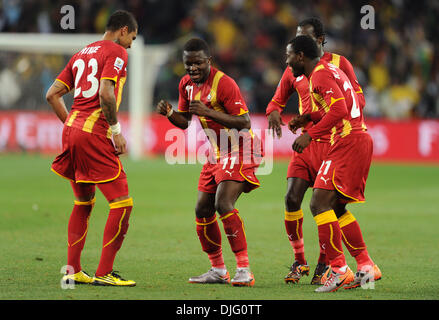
0, 0, 438, 119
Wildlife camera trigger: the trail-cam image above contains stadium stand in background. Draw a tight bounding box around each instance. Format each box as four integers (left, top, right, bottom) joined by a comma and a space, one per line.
0, 0, 437, 120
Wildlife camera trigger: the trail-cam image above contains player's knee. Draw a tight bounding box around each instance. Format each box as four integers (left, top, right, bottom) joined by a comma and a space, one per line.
214, 199, 234, 216
285, 192, 302, 212
195, 204, 214, 219
309, 197, 327, 216
333, 202, 347, 218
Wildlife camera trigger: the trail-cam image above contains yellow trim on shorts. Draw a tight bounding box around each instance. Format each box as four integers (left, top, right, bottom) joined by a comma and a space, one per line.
332, 169, 364, 204
239, 163, 260, 186
51, 167, 74, 182
76, 159, 122, 184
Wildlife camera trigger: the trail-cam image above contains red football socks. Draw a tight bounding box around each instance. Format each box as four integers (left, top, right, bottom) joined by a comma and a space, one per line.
318, 239, 329, 265
196, 215, 225, 269
220, 209, 249, 268
314, 210, 347, 273
285, 209, 306, 265
67, 198, 95, 274
95, 198, 133, 277
338, 211, 374, 270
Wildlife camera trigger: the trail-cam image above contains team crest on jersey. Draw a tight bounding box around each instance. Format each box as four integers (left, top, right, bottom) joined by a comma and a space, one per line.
207, 93, 212, 101
114, 57, 124, 73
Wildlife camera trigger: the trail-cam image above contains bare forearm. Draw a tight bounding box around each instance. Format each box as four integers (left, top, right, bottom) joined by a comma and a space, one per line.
48, 96, 69, 123
168, 111, 191, 129
100, 94, 118, 125
205, 109, 250, 130
46, 81, 69, 123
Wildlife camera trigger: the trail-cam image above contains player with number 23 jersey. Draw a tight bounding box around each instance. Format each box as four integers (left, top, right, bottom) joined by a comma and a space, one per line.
52, 40, 128, 183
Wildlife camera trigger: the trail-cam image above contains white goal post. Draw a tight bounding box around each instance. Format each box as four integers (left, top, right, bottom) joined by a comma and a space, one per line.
0, 32, 171, 160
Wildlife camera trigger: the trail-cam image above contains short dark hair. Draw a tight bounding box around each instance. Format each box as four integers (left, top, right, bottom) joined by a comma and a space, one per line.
289, 35, 320, 59
298, 17, 326, 46
106, 10, 138, 33
183, 38, 210, 56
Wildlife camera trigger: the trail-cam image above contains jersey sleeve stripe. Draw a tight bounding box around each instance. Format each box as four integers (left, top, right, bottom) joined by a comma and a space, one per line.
55, 78, 71, 91
270, 99, 286, 107
330, 54, 341, 67
101, 76, 118, 83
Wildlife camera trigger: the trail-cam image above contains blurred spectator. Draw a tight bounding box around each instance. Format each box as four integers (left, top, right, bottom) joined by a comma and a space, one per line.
0, 0, 438, 119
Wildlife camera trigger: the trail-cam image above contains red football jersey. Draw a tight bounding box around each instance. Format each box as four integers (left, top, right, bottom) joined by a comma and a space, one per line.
307, 60, 367, 145
267, 68, 311, 116
266, 51, 365, 142
321, 52, 365, 109
178, 67, 262, 160
56, 40, 128, 138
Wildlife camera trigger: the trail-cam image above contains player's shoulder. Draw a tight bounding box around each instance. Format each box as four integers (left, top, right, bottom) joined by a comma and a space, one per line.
100, 40, 128, 58
324, 51, 353, 70
310, 61, 339, 89
179, 74, 192, 88
215, 68, 238, 89
312, 61, 333, 78
281, 67, 296, 83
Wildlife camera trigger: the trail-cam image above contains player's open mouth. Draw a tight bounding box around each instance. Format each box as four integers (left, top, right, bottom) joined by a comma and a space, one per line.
190, 73, 201, 80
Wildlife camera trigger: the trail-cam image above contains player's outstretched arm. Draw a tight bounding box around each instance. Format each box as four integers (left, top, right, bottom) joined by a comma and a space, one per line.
156, 100, 192, 129
46, 81, 70, 123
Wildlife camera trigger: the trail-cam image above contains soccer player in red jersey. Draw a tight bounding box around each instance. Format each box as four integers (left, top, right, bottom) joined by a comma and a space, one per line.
156, 38, 263, 287
288, 35, 381, 292
46, 10, 138, 286
266, 18, 370, 285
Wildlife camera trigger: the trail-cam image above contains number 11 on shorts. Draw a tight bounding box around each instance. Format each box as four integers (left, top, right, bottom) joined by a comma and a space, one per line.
318, 160, 332, 176
222, 156, 237, 170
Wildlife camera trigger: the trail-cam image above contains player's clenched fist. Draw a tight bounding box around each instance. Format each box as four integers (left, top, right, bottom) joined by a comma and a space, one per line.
156, 100, 172, 116
189, 100, 211, 117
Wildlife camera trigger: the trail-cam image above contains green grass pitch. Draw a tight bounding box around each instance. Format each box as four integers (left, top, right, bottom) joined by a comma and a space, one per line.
1, 154, 438, 300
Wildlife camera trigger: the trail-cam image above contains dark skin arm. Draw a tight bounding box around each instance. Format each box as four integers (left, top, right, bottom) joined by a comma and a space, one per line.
99, 79, 126, 155
156, 99, 192, 129
288, 114, 311, 134
292, 131, 312, 153
46, 81, 70, 123
188, 100, 251, 130
267, 110, 285, 138
289, 114, 312, 153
